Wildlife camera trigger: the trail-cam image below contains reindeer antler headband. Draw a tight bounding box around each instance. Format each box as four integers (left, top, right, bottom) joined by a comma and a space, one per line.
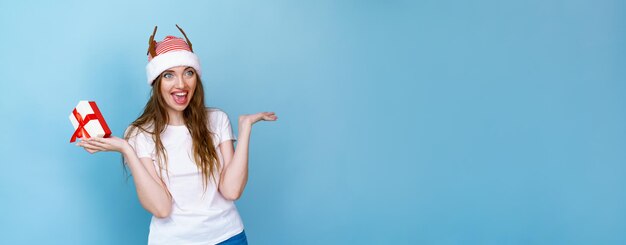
147, 24, 194, 57
147, 26, 158, 57
175, 24, 193, 52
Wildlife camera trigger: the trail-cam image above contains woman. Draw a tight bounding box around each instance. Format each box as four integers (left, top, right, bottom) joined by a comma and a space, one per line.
77, 25, 277, 244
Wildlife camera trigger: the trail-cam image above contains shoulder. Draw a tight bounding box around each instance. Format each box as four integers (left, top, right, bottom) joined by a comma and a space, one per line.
124, 123, 154, 142
206, 107, 232, 122
206, 107, 227, 116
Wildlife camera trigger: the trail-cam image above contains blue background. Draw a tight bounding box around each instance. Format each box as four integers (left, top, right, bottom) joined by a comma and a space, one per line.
1, 0, 625, 244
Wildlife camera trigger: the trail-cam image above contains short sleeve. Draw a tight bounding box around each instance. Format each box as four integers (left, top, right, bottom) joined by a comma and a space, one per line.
126, 129, 155, 160
218, 110, 237, 145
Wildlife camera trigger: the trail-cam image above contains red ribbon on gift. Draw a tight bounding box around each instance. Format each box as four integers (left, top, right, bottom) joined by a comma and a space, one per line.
70, 101, 111, 143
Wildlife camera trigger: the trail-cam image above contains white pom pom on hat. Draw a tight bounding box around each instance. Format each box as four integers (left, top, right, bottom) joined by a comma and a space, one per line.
145, 25, 201, 85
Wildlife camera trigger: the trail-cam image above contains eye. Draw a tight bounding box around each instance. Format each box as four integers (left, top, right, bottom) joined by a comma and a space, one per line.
163, 73, 173, 79
185, 70, 194, 76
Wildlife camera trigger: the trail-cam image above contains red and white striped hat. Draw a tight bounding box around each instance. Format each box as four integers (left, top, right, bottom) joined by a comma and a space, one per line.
145, 25, 201, 85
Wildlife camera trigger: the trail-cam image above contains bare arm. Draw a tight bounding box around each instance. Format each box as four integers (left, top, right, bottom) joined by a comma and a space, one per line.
218, 123, 250, 200
218, 112, 277, 200
121, 144, 173, 218
78, 137, 173, 218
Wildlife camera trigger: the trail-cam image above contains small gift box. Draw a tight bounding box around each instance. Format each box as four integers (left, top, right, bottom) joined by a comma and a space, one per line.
69, 101, 112, 143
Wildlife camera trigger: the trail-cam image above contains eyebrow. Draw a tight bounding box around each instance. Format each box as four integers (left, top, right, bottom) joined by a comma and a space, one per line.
163, 67, 193, 73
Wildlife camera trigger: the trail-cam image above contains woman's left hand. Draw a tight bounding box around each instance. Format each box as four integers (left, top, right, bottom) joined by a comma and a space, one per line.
239, 111, 278, 127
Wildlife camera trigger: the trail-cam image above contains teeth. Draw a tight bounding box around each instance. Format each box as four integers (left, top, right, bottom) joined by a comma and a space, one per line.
174, 92, 187, 96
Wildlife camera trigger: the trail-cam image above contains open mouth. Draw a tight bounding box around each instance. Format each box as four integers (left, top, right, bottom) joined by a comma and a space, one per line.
171, 91, 188, 105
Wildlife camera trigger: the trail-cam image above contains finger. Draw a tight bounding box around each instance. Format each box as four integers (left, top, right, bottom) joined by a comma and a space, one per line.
81, 142, 106, 151
88, 137, 117, 149
80, 141, 108, 152
87, 139, 109, 148
80, 138, 98, 145
85, 148, 100, 154
81, 145, 101, 154
79, 139, 96, 146
90, 137, 107, 143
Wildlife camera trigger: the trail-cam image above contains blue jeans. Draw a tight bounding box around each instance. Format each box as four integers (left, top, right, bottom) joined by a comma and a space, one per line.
217, 230, 248, 245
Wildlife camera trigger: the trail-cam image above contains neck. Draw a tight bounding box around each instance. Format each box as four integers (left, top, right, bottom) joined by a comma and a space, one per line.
167, 109, 185, 126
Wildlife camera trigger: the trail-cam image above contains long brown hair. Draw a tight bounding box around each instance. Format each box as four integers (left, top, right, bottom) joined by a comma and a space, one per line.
124, 70, 220, 194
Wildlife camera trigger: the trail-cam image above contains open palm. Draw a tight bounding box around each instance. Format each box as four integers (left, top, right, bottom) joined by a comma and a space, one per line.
239, 112, 278, 126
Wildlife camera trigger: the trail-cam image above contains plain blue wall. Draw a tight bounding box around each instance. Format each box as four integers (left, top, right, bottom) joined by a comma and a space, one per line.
1, 0, 625, 244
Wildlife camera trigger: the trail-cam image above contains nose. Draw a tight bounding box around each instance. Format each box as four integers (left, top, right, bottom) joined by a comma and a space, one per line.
175, 75, 185, 88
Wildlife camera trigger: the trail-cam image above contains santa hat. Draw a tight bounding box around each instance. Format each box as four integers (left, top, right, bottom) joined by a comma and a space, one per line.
145, 25, 202, 85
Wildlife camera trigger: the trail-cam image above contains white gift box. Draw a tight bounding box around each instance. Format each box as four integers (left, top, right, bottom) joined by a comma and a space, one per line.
69, 100, 111, 142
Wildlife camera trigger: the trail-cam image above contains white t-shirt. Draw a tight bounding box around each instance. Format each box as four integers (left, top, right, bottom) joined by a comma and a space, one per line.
127, 108, 244, 245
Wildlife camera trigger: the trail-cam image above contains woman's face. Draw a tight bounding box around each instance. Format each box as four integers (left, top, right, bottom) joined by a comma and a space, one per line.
159, 66, 197, 113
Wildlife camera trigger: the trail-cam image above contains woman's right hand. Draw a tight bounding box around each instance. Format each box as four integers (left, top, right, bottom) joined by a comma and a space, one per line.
76, 136, 130, 154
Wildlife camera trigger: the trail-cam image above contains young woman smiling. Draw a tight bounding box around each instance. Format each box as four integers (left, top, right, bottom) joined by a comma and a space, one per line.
77, 25, 277, 245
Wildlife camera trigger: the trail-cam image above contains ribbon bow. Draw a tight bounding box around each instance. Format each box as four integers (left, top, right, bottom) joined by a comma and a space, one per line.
70, 109, 97, 143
